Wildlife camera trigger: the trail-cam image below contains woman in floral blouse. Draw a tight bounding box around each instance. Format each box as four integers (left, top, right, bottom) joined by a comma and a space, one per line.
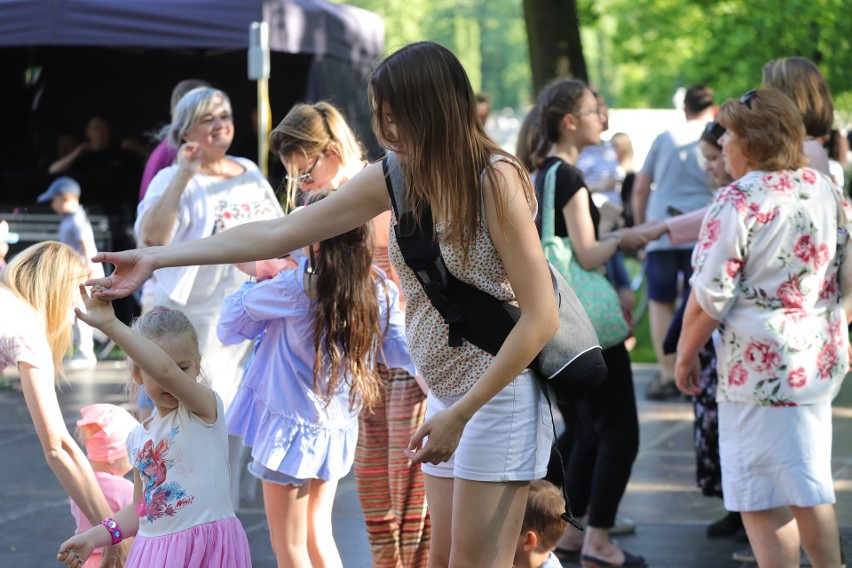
675, 87, 847, 567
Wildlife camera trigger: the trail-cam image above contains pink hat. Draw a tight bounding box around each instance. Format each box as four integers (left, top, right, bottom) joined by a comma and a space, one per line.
77, 404, 140, 464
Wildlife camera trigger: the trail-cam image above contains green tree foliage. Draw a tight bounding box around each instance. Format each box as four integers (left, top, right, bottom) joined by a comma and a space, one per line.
600, 0, 852, 109
334, 0, 533, 109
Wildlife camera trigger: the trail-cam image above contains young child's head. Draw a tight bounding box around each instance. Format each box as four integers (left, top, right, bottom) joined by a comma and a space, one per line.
514, 480, 568, 568
127, 307, 202, 413
75, 404, 140, 476
37, 177, 82, 215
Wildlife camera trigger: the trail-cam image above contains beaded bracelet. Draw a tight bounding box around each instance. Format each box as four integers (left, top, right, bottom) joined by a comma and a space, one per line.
100, 517, 123, 545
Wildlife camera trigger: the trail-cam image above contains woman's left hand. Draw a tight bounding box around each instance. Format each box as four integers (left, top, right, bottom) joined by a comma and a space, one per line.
674, 353, 702, 396
404, 407, 468, 465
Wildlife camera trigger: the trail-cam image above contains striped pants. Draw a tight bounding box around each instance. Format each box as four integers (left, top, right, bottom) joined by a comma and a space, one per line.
355, 367, 430, 568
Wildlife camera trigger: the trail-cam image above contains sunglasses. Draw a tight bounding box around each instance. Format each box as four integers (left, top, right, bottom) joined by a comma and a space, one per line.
704, 121, 726, 142
740, 89, 757, 109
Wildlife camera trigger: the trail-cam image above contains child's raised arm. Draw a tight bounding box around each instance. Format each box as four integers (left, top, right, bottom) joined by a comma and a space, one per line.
75, 285, 216, 422
57, 470, 142, 566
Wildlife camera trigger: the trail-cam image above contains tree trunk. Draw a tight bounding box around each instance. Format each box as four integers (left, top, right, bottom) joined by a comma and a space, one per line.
523, 0, 588, 95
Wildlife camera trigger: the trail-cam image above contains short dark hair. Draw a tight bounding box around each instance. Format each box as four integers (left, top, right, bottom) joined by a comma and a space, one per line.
700, 121, 726, 150
684, 84, 714, 115
521, 480, 567, 551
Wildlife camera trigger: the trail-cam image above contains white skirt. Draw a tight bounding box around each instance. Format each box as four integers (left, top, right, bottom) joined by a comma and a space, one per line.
719, 400, 835, 512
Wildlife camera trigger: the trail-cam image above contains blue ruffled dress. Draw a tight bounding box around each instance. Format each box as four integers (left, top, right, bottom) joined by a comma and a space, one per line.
218, 257, 416, 481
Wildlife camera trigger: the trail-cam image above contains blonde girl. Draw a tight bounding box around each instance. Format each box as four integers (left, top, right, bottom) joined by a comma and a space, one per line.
0, 241, 130, 566
88, 41, 559, 568
58, 296, 250, 567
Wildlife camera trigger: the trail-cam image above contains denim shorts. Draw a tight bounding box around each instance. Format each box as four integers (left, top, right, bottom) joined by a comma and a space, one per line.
420, 371, 551, 482
645, 250, 694, 302
248, 460, 309, 487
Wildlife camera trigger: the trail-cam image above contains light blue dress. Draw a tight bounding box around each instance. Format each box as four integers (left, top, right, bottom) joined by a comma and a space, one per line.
218, 257, 416, 481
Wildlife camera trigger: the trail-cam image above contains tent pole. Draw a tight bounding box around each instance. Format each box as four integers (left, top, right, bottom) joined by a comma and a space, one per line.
249, 21, 271, 177
257, 78, 270, 178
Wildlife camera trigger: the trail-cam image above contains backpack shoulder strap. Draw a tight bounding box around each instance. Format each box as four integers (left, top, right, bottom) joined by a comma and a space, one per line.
381, 154, 464, 347
382, 153, 407, 220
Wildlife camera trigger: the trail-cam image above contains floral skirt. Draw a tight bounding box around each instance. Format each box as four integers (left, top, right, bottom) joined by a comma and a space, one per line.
693, 342, 723, 498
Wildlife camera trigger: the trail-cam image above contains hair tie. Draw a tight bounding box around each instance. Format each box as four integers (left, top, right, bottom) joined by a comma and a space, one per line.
149, 309, 166, 315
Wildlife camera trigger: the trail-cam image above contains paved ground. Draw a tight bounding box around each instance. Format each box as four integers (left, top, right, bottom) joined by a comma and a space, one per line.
0, 360, 849, 567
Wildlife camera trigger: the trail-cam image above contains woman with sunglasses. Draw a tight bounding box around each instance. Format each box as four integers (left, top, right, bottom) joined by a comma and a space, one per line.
676, 87, 847, 568
251, 101, 431, 568
135, 86, 284, 413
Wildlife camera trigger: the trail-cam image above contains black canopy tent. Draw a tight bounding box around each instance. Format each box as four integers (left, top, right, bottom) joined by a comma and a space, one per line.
0, 0, 385, 205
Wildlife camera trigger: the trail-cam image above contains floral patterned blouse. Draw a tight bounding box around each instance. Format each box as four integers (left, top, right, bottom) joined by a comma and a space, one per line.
691, 168, 849, 407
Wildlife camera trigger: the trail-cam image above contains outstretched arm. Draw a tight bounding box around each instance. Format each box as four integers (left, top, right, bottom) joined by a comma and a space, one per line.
58, 470, 142, 566
88, 162, 390, 299
76, 285, 216, 422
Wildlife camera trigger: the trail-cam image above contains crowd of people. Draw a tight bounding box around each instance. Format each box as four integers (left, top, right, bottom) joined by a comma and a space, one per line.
0, 41, 848, 568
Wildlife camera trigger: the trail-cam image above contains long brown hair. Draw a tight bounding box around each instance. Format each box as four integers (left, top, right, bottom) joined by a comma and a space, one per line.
369, 42, 534, 261
302, 190, 383, 411
0, 241, 90, 375
762, 57, 834, 139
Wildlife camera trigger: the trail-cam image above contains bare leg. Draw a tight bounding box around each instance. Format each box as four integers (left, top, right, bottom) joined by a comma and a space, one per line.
448, 479, 529, 568
262, 481, 311, 568
424, 474, 453, 568
792, 504, 842, 568
582, 527, 628, 565
742, 507, 800, 568
306, 478, 343, 568
648, 300, 675, 382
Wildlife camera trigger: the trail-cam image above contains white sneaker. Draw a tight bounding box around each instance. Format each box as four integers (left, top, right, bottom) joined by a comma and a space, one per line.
610, 515, 636, 536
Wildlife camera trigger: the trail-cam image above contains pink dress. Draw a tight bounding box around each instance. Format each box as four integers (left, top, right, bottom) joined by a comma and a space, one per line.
69, 472, 134, 568
124, 393, 251, 567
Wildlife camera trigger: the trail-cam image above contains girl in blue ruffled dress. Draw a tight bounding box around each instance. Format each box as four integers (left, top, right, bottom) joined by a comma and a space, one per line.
218, 190, 416, 568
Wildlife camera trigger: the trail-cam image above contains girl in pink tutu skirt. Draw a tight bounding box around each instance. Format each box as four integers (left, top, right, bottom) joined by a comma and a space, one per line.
57, 287, 251, 568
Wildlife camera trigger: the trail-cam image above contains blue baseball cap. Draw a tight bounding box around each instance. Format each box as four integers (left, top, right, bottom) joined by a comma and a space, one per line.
37, 177, 81, 203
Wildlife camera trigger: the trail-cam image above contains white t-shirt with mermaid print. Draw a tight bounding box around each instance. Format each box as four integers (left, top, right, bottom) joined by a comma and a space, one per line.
126, 392, 237, 537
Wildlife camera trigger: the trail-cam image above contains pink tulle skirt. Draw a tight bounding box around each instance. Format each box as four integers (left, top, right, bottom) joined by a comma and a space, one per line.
125, 517, 251, 567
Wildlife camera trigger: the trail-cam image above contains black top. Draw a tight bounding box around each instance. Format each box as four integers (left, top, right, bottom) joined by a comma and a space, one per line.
535, 156, 599, 239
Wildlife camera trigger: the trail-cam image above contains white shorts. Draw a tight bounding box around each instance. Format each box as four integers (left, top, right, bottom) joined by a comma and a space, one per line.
421, 371, 552, 482
719, 400, 835, 512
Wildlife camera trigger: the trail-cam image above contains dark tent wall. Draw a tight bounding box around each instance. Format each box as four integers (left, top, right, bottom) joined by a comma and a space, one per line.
0, 0, 385, 207
1, 47, 312, 190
